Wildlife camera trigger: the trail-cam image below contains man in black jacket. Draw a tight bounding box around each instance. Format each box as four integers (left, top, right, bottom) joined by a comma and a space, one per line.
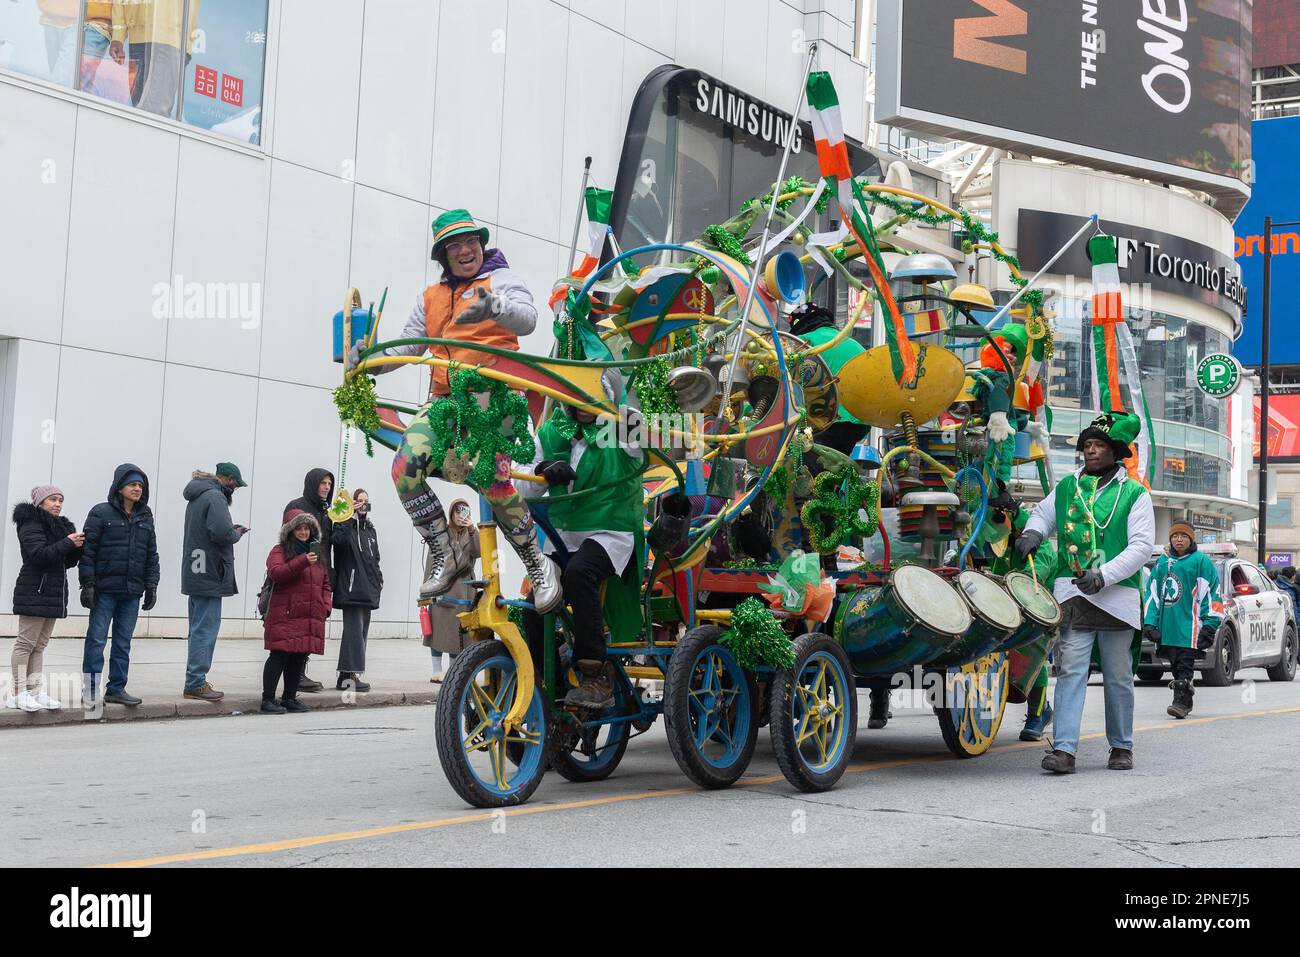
79, 463, 160, 707
282, 467, 335, 692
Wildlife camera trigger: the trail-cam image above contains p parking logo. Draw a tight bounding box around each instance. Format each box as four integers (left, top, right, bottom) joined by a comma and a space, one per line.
49, 887, 151, 938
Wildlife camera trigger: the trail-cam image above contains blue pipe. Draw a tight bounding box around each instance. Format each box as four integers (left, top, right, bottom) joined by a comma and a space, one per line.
953, 466, 988, 571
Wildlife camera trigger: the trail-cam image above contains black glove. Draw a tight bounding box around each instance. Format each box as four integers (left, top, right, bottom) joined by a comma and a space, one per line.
1196, 624, 1218, 651
1013, 528, 1043, 559
1072, 568, 1105, 595
1142, 624, 1158, 643
538, 460, 577, 487
80, 585, 96, 610
142, 587, 157, 611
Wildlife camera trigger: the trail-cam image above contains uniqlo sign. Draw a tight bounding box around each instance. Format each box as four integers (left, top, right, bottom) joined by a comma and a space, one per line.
194, 65, 217, 98
221, 74, 244, 106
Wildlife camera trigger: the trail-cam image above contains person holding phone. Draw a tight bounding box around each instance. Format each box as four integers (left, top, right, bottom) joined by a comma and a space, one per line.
180, 463, 249, 702
424, 498, 479, 681
331, 489, 383, 691
262, 510, 332, 713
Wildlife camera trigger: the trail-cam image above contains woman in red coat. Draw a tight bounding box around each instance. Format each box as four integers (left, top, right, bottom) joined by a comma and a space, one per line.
261, 510, 332, 714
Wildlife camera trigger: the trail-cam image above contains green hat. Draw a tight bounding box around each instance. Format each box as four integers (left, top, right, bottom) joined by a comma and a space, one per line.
1075, 411, 1140, 461
216, 462, 247, 487
431, 209, 489, 256
993, 323, 1029, 363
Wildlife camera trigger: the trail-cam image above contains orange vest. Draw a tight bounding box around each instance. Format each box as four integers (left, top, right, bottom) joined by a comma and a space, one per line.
423, 276, 520, 396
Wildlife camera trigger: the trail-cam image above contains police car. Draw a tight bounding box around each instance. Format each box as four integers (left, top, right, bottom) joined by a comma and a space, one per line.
1138, 544, 1299, 686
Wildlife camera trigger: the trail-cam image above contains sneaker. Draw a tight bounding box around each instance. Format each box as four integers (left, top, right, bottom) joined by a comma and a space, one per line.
1107, 748, 1134, 771
1041, 749, 1076, 774
103, 690, 142, 707
11, 691, 42, 713
30, 690, 61, 710
260, 699, 287, 715
1019, 701, 1053, 741
183, 683, 225, 702
281, 697, 310, 713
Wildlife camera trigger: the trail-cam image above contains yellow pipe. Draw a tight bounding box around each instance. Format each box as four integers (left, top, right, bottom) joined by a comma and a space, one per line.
875, 443, 961, 535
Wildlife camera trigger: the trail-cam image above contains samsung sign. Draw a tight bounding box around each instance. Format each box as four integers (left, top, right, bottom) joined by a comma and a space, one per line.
692, 76, 803, 153
875, 0, 1253, 213
1016, 210, 1245, 326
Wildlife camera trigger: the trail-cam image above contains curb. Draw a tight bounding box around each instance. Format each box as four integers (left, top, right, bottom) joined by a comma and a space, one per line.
0, 688, 441, 729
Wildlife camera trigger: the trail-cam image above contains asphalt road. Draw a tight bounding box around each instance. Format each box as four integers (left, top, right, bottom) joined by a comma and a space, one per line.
5, 669, 1297, 868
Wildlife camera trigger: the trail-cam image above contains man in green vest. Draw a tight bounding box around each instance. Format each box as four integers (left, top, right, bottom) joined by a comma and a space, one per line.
517, 401, 645, 710
1015, 411, 1155, 773
1143, 521, 1221, 719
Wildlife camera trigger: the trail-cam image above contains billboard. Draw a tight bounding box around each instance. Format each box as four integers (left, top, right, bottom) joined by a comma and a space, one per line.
1253, 393, 1300, 461
875, 0, 1253, 211
1232, 116, 1300, 366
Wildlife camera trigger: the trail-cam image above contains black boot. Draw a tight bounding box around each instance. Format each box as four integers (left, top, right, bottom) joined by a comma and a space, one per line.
867, 688, 891, 729
1167, 679, 1193, 719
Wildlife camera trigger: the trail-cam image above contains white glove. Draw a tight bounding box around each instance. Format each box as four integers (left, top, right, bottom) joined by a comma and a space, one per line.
455, 287, 504, 325
347, 340, 363, 368
1026, 420, 1050, 449
987, 410, 1015, 443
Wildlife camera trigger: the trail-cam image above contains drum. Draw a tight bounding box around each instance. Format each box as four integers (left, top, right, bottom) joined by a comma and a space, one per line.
1000, 571, 1062, 652
928, 570, 1023, 667
835, 564, 973, 675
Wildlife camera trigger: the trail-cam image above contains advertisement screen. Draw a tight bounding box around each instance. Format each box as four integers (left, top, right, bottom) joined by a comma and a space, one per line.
1232, 117, 1300, 366
1253, 393, 1300, 461
876, 0, 1253, 208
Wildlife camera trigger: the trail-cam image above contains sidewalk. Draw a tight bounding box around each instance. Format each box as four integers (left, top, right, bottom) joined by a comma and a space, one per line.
0, 637, 441, 729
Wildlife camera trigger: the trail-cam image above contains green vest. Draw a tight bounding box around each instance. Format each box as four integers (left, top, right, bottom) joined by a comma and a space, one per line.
1143, 549, 1222, 649
795, 326, 864, 425
1052, 471, 1148, 591
536, 417, 644, 534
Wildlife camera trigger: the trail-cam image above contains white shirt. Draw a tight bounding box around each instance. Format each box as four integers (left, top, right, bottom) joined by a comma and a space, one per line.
1024, 466, 1156, 630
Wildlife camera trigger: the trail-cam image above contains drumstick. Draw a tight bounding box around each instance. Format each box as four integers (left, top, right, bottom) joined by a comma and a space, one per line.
1027, 552, 1037, 588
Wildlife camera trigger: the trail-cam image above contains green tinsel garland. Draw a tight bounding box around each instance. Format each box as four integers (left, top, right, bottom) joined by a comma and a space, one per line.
702, 224, 751, 265
740, 175, 828, 215
722, 597, 795, 670
425, 368, 535, 488
765, 463, 790, 504
628, 357, 681, 416
800, 466, 881, 553
333, 375, 380, 457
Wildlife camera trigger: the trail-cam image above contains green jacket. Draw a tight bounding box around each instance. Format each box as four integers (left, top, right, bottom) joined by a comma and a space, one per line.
533, 417, 643, 533
1143, 548, 1222, 649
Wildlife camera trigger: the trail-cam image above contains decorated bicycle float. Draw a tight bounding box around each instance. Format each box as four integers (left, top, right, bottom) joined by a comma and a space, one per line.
324, 69, 1115, 809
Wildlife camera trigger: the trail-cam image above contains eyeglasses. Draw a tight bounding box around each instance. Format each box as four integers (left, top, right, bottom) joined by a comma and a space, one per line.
445, 237, 481, 255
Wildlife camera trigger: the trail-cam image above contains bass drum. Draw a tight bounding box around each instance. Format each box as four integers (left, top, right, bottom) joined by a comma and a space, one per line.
1001, 571, 1062, 652
929, 570, 1022, 667
837, 564, 973, 676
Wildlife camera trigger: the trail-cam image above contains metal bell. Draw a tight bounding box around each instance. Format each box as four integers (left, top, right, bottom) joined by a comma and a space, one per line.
666, 366, 717, 413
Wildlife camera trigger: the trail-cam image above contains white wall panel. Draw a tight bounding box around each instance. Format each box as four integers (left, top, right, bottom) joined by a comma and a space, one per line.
355, 0, 440, 202
558, 15, 625, 246
0, 85, 75, 343
167, 139, 271, 377
676, 0, 725, 77
61, 110, 178, 361
268, 0, 365, 177
624, 0, 676, 57
258, 160, 354, 390
722, 0, 769, 96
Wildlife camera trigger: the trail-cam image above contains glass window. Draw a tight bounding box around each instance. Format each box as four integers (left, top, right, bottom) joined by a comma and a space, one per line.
181, 0, 267, 143
0, 0, 79, 87
1267, 497, 1293, 527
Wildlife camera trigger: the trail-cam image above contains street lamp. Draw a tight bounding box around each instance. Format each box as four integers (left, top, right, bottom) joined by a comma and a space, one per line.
1258, 216, 1300, 565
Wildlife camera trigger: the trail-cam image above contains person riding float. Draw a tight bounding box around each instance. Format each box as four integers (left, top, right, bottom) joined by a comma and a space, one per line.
352, 210, 561, 612
516, 398, 645, 711
1143, 521, 1221, 720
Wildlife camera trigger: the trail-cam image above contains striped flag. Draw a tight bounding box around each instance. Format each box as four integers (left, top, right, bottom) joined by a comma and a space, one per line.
549, 187, 614, 309
1087, 234, 1154, 485
806, 70, 917, 384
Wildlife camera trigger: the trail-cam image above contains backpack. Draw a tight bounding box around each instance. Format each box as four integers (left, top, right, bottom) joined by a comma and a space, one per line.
256, 573, 274, 619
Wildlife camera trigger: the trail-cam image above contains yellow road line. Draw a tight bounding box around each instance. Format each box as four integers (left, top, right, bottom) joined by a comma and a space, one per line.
97, 704, 1300, 868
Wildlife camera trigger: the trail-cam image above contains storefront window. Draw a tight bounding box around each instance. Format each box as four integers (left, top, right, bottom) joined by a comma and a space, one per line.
0, 1, 267, 144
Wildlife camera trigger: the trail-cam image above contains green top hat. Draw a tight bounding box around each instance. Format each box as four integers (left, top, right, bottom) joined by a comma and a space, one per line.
1075, 411, 1141, 460
431, 209, 490, 256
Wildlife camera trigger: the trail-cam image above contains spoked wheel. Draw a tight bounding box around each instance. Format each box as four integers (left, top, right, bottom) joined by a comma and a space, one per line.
664, 625, 759, 789
934, 651, 1010, 758
550, 681, 632, 783
770, 633, 857, 793
435, 640, 548, 808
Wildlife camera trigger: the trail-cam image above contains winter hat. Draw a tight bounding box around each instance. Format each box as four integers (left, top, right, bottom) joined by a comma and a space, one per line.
1075, 411, 1141, 461
1169, 521, 1194, 541
118, 471, 145, 488
31, 484, 62, 507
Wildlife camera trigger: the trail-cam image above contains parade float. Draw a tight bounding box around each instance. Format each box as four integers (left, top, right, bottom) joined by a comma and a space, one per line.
329, 59, 1148, 809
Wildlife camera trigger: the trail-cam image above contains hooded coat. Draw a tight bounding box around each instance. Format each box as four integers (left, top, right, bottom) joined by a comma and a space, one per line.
283, 468, 335, 586
263, 510, 332, 654
331, 507, 383, 609
180, 471, 242, 598
79, 463, 160, 597
11, 503, 83, 618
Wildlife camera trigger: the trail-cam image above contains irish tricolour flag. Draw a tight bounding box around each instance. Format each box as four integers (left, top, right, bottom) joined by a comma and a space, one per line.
1088, 234, 1154, 485
549, 187, 615, 309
